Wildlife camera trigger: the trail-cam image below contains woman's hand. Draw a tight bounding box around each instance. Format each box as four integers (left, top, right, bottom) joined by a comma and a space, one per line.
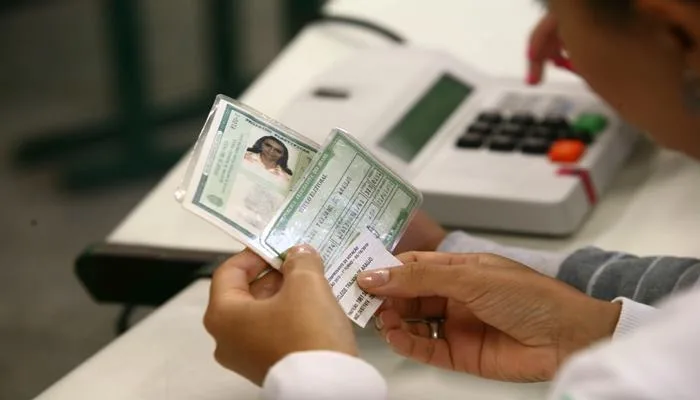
358, 252, 621, 382
528, 12, 575, 85
204, 246, 357, 385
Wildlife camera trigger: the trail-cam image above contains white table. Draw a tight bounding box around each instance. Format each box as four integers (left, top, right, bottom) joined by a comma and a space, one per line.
35, 1, 700, 399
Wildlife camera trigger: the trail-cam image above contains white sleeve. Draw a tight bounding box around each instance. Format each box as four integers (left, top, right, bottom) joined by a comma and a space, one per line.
548, 288, 700, 400
611, 297, 657, 339
438, 231, 568, 277
262, 351, 387, 400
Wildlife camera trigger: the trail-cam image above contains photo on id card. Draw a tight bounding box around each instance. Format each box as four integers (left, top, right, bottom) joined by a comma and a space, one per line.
182, 97, 318, 248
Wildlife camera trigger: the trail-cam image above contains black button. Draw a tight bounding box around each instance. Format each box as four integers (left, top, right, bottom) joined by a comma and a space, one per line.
489, 135, 517, 152
456, 133, 484, 149
477, 111, 503, 125
542, 114, 570, 129
509, 113, 536, 126
467, 122, 493, 136
497, 122, 527, 138
528, 125, 557, 141
573, 128, 594, 144
559, 126, 594, 144
521, 137, 552, 155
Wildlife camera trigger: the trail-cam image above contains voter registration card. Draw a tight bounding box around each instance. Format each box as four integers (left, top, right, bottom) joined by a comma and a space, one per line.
262, 128, 422, 267
176, 96, 318, 264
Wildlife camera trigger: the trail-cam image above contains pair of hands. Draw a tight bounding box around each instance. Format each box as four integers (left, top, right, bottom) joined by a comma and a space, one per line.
204, 15, 585, 386
204, 210, 447, 385
204, 226, 620, 385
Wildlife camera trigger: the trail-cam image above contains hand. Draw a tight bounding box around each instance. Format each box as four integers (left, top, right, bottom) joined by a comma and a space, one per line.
393, 210, 447, 254
527, 12, 575, 85
357, 252, 621, 382
204, 246, 357, 385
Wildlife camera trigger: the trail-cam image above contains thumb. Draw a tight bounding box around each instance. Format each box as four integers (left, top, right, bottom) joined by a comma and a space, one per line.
280, 244, 327, 282
357, 262, 484, 301
279, 244, 337, 305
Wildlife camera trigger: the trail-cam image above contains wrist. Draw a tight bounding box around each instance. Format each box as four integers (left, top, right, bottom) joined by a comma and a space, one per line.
559, 297, 621, 363
590, 299, 622, 341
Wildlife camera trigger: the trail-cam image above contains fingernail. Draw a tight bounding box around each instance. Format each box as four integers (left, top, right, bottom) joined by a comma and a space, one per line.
358, 269, 390, 288
374, 314, 384, 330
285, 244, 316, 258
553, 58, 575, 72
526, 72, 538, 85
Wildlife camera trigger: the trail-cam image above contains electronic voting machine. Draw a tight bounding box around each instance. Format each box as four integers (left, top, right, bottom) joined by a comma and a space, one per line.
277, 47, 639, 235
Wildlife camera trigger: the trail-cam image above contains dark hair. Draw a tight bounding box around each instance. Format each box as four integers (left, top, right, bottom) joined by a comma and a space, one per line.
536, 0, 633, 19
246, 136, 293, 176
588, 0, 633, 18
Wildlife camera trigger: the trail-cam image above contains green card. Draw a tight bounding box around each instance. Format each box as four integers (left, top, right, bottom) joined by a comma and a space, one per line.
262, 129, 422, 268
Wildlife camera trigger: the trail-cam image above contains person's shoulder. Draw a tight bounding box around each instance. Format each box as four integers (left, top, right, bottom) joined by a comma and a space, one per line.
244, 151, 258, 161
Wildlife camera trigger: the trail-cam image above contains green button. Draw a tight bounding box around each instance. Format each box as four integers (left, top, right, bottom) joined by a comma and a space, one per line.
574, 113, 608, 135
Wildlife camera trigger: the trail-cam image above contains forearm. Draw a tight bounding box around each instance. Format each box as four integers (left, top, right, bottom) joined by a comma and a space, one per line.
438, 231, 700, 305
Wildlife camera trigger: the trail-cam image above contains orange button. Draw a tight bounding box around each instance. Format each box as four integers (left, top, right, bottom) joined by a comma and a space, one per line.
549, 140, 586, 163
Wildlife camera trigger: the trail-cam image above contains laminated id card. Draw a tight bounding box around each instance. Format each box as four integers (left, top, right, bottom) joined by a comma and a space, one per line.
262, 128, 423, 268
177, 96, 422, 284
175, 95, 319, 264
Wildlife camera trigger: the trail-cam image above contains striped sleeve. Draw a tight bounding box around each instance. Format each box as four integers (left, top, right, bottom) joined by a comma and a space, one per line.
436, 231, 700, 305
557, 247, 700, 305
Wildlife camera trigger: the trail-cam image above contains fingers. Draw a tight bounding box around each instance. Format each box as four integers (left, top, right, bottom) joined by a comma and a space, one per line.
376, 310, 453, 370
381, 296, 446, 320
358, 262, 473, 300
249, 270, 283, 299
396, 251, 480, 265
527, 14, 558, 85
551, 48, 575, 72
280, 244, 331, 295
281, 244, 325, 276
526, 13, 577, 83
210, 249, 269, 303
375, 311, 431, 337
527, 55, 547, 86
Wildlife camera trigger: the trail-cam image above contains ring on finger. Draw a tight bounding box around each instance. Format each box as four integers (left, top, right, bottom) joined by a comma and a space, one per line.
250, 266, 275, 284
427, 319, 445, 340
404, 318, 445, 339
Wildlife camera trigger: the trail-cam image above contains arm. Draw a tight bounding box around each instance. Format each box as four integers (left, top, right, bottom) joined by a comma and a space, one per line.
548, 287, 700, 400
438, 231, 696, 337
438, 231, 700, 305
263, 351, 387, 400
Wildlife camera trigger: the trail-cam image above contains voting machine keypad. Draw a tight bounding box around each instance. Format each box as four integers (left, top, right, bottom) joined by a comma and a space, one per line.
456, 110, 608, 163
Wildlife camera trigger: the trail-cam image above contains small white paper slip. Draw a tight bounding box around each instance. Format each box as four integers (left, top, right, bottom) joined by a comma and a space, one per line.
326, 228, 401, 328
